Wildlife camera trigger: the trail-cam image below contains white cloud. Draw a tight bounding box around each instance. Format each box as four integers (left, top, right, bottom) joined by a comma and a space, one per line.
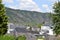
17, 0, 42, 12
3, 0, 42, 12
47, 0, 60, 12
18, 0, 41, 12
7, 5, 18, 9
48, 0, 59, 4
42, 4, 48, 9
42, 4, 52, 12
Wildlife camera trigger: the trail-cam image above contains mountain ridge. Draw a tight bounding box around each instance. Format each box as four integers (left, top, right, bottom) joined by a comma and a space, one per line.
6, 7, 52, 26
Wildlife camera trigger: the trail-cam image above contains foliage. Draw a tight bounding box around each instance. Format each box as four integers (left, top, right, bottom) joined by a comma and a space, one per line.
37, 36, 45, 40
53, 1, 60, 35
37, 23, 42, 29
17, 35, 26, 40
53, 1, 60, 14
0, 0, 8, 35
0, 35, 15, 40
0, 35, 26, 40
0, 0, 2, 3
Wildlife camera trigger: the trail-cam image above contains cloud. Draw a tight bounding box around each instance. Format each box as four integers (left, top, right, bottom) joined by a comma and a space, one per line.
17, 0, 42, 12
42, 4, 48, 9
42, 4, 52, 12
48, 0, 59, 4
3, 0, 42, 12
7, 5, 18, 9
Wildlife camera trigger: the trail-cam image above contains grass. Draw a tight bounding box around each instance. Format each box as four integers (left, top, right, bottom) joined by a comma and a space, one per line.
37, 38, 44, 40
0, 35, 26, 40
17, 35, 26, 40
0, 35, 15, 40
37, 36, 45, 40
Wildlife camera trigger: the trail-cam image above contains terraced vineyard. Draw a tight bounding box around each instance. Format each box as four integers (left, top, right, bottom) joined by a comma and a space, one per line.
6, 7, 52, 26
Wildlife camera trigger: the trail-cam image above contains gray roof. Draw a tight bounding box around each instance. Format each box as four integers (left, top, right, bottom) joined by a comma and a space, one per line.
15, 27, 39, 34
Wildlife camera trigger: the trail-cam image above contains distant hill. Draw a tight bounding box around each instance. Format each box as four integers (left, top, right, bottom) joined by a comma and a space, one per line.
6, 7, 52, 26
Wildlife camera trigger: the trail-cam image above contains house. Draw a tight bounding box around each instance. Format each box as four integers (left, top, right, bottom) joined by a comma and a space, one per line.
26, 26, 54, 35
7, 23, 54, 35
40, 26, 54, 35
26, 27, 40, 32
7, 23, 15, 34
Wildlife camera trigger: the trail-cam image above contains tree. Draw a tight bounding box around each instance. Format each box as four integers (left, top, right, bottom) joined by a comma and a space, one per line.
37, 24, 42, 29
37, 22, 44, 29
37, 23, 43, 33
53, 1, 60, 36
0, 0, 8, 35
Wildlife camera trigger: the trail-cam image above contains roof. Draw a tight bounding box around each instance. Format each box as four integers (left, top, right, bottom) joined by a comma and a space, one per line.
15, 27, 39, 34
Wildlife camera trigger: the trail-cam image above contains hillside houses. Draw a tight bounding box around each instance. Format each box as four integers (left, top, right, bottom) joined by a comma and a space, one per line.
7, 23, 54, 36
6, 23, 56, 40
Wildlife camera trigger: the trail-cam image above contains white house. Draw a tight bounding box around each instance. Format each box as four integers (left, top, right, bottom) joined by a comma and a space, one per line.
26, 26, 54, 35
7, 23, 15, 33
40, 26, 54, 35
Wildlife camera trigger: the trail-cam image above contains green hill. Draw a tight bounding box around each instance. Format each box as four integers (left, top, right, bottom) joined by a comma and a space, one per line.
6, 7, 52, 26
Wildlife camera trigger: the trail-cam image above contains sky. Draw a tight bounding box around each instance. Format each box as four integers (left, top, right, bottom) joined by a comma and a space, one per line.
2, 0, 60, 12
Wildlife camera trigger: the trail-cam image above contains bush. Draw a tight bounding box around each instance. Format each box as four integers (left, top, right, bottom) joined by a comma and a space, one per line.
37, 36, 45, 40
0, 35, 15, 40
17, 35, 26, 40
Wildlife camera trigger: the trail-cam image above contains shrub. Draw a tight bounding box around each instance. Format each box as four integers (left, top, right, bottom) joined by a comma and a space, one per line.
17, 35, 26, 40
0, 35, 15, 40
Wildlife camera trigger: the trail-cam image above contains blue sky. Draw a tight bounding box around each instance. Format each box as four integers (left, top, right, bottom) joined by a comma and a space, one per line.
2, 0, 59, 12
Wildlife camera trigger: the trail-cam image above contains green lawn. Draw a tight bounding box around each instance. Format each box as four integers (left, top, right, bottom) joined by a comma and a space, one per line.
0, 35, 26, 40
17, 35, 26, 40
37, 39, 44, 40
37, 36, 45, 40
0, 35, 15, 40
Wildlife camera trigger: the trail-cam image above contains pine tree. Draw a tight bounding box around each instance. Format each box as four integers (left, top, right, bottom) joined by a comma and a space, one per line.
0, 0, 8, 35
53, 1, 60, 36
